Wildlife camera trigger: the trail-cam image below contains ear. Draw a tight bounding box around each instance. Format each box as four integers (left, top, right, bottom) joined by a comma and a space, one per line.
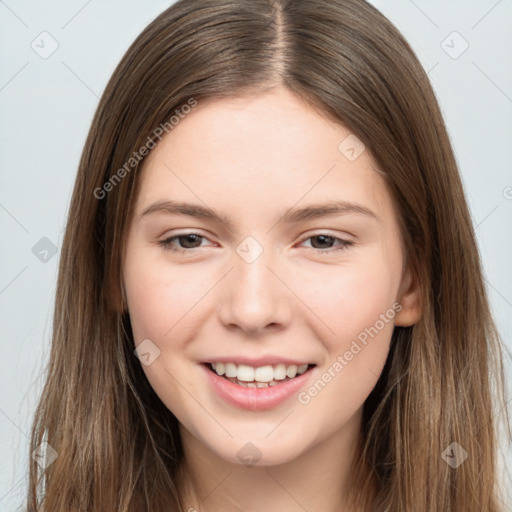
394, 265, 422, 327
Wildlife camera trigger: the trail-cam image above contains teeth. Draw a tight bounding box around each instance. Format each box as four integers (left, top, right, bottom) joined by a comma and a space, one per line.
254, 365, 274, 382
237, 364, 255, 382
297, 364, 308, 375
273, 363, 287, 380
286, 365, 298, 378
225, 363, 237, 378
211, 361, 311, 384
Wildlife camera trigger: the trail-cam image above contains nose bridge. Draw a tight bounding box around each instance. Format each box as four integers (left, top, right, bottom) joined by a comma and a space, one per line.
219, 236, 290, 332
234, 239, 277, 310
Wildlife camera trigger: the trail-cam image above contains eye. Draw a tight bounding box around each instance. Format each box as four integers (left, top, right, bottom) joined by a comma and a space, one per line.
158, 232, 353, 255
158, 232, 212, 253
298, 233, 353, 254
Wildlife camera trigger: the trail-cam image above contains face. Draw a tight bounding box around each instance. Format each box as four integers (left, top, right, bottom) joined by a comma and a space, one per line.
123, 87, 421, 467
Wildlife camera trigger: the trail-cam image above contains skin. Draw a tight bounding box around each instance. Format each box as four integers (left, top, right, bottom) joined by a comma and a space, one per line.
123, 87, 422, 512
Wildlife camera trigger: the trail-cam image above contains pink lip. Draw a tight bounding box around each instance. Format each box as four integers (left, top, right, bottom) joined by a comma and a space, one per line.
200, 356, 314, 367
201, 363, 316, 411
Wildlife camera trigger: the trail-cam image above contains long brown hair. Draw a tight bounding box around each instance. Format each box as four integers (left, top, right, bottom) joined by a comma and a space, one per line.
27, 0, 510, 510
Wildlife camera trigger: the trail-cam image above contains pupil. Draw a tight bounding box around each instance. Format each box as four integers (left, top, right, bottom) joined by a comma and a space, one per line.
180, 234, 201, 248
312, 235, 332, 249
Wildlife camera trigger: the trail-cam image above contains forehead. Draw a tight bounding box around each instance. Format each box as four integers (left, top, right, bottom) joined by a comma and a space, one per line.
135, 88, 393, 222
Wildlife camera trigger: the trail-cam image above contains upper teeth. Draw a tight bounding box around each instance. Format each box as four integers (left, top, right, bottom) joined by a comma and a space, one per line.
211, 362, 309, 382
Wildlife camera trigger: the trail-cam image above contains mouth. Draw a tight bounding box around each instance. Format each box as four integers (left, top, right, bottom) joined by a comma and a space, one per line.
203, 362, 316, 389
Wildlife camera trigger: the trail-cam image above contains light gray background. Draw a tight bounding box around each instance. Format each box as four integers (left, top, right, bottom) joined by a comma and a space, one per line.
1, 0, 511, 510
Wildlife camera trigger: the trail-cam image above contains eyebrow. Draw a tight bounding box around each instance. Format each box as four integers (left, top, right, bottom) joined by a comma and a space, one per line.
139, 199, 379, 230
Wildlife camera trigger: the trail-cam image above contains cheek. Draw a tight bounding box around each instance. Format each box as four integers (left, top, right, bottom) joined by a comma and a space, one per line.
124, 256, 209, 343
294, 251, 401, 345
289, 252, 401, 430
291, 252, 400, 402
123, 257, 210, 419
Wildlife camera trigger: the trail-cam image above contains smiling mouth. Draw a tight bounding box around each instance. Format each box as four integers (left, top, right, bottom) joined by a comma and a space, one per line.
204, 362, 316, 388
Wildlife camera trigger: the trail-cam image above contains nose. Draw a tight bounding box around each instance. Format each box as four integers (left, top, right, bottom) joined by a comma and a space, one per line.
217, 249, 292, 336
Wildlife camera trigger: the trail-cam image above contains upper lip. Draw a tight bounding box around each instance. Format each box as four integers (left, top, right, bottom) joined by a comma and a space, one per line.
201, 356, 315, 367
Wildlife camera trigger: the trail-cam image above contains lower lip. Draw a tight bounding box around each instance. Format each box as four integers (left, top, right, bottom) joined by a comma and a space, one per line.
201, 363, 316, 411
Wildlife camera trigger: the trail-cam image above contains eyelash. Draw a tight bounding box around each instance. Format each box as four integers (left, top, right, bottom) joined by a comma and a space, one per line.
158, 232, 353, 255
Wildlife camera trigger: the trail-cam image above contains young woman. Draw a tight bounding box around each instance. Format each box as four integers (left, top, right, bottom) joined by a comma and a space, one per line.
27, 0, 510, 510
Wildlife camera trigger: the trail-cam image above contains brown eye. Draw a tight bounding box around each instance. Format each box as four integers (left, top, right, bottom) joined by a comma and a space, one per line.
158, 233, 208, 252
299, 233, 353, 255
175, 234, 203, 249
309, 235, 336, 249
